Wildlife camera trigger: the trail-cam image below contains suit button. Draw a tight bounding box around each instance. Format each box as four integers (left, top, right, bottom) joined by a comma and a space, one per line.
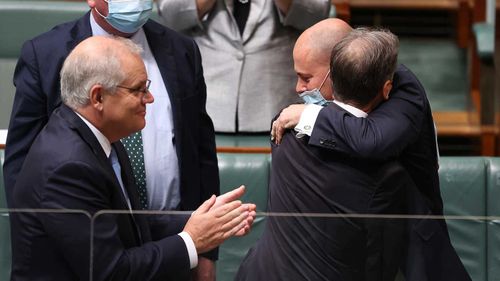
236, 52, 245, 61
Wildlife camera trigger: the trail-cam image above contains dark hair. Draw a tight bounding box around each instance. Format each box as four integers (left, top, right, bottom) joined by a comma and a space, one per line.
329, 27, 399, 107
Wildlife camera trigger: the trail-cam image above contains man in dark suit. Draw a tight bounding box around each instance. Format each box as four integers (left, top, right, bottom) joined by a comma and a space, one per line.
271, 19, 471, 281
10, 36, 255, 281
3, 0, 220, 278
236, 28, 408, 281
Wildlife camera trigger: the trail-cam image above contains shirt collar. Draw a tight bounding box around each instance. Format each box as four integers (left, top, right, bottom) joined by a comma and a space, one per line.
75, 112, 112, 157
333, 100, 368, 118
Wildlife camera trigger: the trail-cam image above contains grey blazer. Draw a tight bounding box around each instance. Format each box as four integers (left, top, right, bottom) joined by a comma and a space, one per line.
157, 0, 330, 132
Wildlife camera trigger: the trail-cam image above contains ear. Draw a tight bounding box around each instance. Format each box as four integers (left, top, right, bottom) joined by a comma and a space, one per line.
89, 84, 104, 111
382, 80, 392, 100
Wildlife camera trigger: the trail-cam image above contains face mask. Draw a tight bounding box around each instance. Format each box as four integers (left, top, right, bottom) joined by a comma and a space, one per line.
95, 0, 153, 34
299, 70, 332, 106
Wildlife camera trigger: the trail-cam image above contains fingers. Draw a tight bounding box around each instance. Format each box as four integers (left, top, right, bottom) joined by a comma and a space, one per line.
271, 120, 277, 141
221, 209, 250, 238
212, 200, 243, 218
196, 195, 216, 214
217, 185, 245, 205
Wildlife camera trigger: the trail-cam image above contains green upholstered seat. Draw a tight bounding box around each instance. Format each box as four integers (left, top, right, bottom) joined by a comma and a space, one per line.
439, 157, 487, 281
215, 134, 270, 148
486, 158, 500, 280
216, 153, 270, 281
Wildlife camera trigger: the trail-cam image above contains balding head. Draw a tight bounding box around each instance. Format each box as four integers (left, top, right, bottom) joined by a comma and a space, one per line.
295, 18, 352, 67
293, 18, 352, 99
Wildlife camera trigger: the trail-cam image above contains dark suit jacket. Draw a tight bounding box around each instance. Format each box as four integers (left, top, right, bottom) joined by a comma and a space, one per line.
10, 105, 191, 281
309, 65, 471, 281
236, 120, 409, 281
3, 12, 219, 214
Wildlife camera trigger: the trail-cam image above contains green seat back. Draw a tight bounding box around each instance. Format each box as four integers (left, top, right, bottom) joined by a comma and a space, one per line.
486, 158, 500, 281
216, 153, 270, 281
439, 157, 487, 281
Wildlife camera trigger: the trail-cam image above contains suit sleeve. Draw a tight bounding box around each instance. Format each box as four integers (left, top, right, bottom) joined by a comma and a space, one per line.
193, 39, 220, 261
309, 66, 426, 160
280, 0, 331, 30
3, 40, 49, 204
40, 161, 191, 281
156, 0, 203, 31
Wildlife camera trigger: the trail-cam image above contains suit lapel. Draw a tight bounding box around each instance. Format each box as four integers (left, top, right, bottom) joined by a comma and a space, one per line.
143, 21, 183, 161
59, 105, 145, 243
114, 142, 152, 243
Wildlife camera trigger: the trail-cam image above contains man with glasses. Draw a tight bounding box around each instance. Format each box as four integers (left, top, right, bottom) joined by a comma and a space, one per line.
4, 1, 220, 278
10, 36, 255, 281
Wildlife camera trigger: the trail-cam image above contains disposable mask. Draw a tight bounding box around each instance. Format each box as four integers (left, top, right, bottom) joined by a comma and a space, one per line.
95, 0, 152, 34
299, 70, 332, 106
299, 89, 331, 106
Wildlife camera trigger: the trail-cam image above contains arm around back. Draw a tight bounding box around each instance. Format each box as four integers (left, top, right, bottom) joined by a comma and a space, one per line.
309, 65, 427, 160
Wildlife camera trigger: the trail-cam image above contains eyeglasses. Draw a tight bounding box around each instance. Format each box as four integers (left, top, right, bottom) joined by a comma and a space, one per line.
116, 79, 151, 96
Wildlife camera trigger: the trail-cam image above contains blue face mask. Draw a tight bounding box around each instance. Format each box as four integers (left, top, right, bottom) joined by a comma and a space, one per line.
299, 70, 332, 106
95, 0, 153, 34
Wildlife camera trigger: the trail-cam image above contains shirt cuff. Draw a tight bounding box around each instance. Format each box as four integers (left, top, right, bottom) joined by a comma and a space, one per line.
178, 231, 198, 269
294, 104, 322, 137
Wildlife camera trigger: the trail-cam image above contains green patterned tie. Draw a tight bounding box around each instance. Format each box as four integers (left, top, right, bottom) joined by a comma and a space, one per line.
121, 131, 148, 209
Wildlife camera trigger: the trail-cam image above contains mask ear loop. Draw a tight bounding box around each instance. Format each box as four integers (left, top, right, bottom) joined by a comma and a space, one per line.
318, 69, 331, 92
94, 7, 108, 19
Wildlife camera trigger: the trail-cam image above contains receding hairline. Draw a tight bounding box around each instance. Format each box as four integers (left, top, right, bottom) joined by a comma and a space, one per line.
295, 18, 353, 65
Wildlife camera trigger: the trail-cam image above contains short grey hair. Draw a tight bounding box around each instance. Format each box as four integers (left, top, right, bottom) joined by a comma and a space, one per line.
60, 36, 143, 110
330, 27, 399, 107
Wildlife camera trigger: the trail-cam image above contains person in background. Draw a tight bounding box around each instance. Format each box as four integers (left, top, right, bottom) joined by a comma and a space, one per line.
9, 36, 256, 281
271, 18, 472, 281
157, 0, 330, 132
3, 1, 220, 278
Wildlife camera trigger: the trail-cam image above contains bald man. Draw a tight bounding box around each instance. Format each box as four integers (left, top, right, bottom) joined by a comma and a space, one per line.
9, 36, 255, 281
235, 27, 409, 281
270, 19, 471, 281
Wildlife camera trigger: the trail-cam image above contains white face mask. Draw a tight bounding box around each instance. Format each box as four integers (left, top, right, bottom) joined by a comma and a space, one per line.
299, 70, 332, 106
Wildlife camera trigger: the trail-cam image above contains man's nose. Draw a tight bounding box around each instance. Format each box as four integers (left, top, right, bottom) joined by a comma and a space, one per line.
296, 80, 307, 94
143, 90, 154, 104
